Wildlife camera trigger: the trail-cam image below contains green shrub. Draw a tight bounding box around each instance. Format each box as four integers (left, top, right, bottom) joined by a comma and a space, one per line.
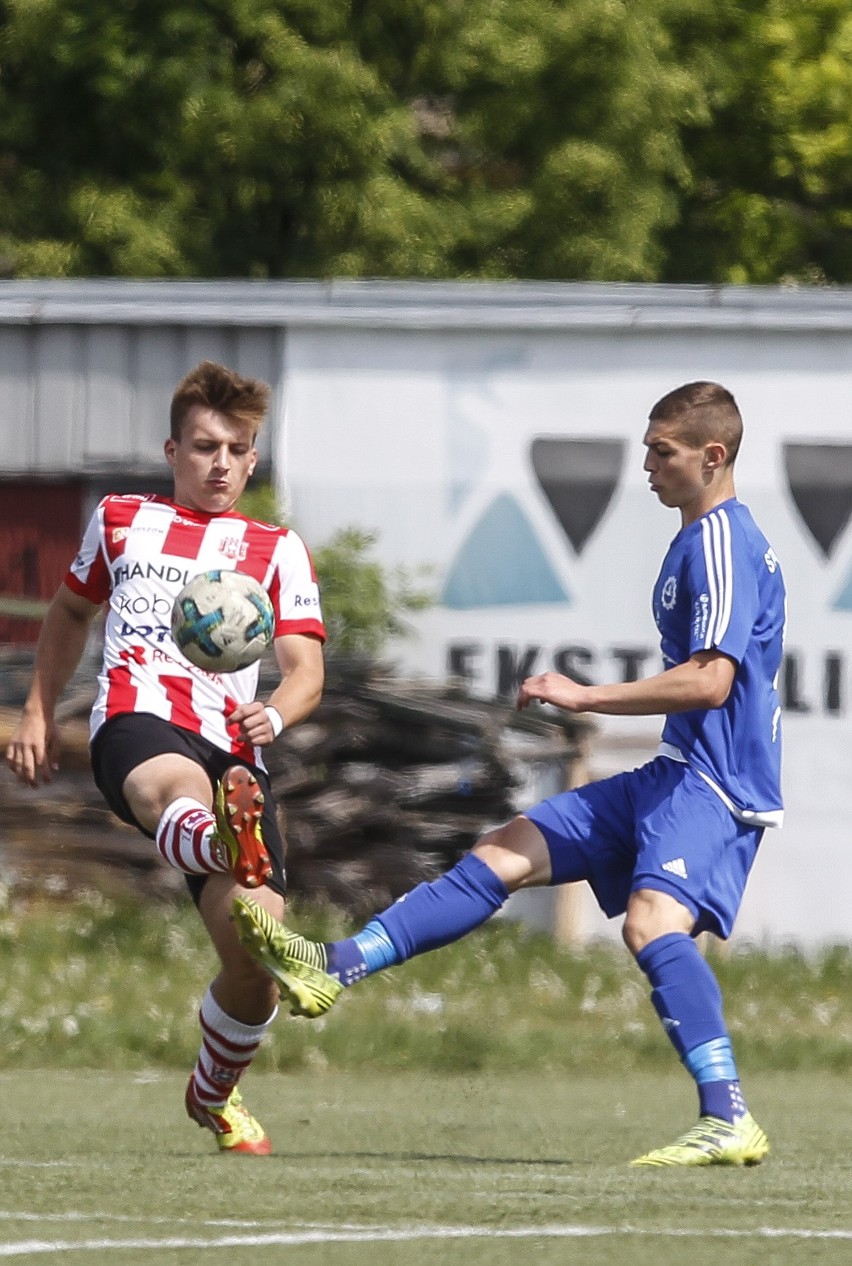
4, 892, 852, 1074
238, 484, 432, 657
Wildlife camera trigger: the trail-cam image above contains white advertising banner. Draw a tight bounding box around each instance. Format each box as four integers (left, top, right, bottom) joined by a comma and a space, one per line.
279, 314, 852, 946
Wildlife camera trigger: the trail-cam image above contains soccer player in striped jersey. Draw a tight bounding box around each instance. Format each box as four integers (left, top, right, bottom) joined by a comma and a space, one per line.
6, 361, 326, 1155
235, 380, 786, 1167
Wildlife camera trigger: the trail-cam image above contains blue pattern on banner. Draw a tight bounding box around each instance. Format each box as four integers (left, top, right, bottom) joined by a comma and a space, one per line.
448, 413, 489, 516
832, 570, 852, 610
441, 493, 570, 609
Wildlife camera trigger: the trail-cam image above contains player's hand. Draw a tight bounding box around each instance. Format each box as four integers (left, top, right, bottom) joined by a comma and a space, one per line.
227, 701, 279, 747
5, 711, 59, 786
516, 671, 589, 714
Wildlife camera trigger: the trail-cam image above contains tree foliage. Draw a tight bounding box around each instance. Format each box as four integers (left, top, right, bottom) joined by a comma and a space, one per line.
0, 0, 693, 280
310, 528, 432, 658
0, 0, 849, 283
660, 0, 852, 283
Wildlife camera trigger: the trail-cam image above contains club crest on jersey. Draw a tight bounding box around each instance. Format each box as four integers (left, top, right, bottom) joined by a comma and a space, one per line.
661, 576, 677, 609
111, 527, 130, 543
219, 536, 248, 562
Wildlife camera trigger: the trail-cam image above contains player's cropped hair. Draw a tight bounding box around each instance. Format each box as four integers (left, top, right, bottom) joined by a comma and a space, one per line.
649, 381, 742, 466
170, 361, 271, 440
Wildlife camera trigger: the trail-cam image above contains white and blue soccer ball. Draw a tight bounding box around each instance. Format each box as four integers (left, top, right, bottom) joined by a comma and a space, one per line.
171, 569, 275, 673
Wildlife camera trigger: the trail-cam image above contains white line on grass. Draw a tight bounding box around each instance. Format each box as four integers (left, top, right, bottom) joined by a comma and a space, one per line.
1, 1225, 852, 1255
0, 1214, 372, 1229
0, 1162, 74, 1170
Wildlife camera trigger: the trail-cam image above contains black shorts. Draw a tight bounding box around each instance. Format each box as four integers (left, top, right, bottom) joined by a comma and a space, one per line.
90, 712, 287, 903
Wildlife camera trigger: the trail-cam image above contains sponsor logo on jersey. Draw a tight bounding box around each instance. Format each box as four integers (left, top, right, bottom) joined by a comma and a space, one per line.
113, 561, 192, 587
110, 522, 167, 545
114, 592, 173, 617
692, 592, 710, 642
118, 620, 172, 643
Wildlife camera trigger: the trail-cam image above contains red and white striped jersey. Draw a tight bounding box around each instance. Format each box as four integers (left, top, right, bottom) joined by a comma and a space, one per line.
65, 495, 325, 766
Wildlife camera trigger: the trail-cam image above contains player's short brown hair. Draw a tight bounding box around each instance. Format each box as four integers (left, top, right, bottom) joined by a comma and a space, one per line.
169, 361, 271, 440
649, 381, 743, 466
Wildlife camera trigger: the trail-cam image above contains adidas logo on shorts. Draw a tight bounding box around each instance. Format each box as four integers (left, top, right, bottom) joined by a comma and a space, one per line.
661, 857, 688, 879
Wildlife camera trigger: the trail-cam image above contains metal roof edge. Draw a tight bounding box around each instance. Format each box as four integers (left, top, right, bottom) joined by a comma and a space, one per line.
0, 279, 850, 331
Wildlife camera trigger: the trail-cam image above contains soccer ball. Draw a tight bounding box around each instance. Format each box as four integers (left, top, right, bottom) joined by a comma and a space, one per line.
171, 569, 275, 673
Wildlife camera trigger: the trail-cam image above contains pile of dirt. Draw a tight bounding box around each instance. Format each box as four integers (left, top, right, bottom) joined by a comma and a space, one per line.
0, 651, 590, 914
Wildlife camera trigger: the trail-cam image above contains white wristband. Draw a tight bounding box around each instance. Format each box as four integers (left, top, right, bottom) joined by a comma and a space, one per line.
263, 705, 284, 738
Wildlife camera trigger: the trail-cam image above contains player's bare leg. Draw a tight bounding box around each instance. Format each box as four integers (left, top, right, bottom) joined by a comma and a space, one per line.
122, 757, 282, 1153
200, 873, 283, 1024
124, 754, 272, 885
185, 875, 284, 1154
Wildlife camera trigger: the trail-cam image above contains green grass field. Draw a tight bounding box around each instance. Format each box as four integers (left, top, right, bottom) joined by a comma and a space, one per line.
2, 1069, 852, 1264
2, 895, 852, 1261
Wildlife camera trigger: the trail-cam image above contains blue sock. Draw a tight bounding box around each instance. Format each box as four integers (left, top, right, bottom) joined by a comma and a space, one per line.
325, 853, 509, 985
684, 1038, 747, 1121
635, 932, 747, 1123
326, 919, 398, 985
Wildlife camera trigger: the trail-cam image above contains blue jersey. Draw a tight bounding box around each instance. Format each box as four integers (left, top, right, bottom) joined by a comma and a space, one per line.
653, 498, 785, 826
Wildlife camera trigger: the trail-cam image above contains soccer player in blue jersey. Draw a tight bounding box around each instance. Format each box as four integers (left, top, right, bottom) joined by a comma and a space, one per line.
233, 380, 785, 1167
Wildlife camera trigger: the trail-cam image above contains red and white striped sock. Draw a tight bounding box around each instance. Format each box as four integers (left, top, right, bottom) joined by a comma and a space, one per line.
155, 797, 225, 875
189, 987, 277, 1111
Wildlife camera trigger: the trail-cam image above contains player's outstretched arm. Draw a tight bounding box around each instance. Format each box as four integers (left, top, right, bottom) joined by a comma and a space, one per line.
517, 650, 735, 718
228, 633, 325, 747
5, 584, 102, 787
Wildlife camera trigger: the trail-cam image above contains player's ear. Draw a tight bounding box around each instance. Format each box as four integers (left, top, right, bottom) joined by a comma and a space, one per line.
164, 438, 176, 466
703, 441, 727, 472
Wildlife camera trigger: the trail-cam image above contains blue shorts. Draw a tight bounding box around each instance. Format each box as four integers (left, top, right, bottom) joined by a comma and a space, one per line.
525, 756, 763, 939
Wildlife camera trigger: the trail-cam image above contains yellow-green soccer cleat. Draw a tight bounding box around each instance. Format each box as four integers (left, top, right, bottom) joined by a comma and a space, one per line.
630, 1112, 770, 1168
214, 765, 272, 889
232, 896, 344, 1019
185, 1079, 271, 1155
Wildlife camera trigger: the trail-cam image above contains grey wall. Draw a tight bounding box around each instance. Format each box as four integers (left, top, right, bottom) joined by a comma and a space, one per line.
0, 318, 283, 476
